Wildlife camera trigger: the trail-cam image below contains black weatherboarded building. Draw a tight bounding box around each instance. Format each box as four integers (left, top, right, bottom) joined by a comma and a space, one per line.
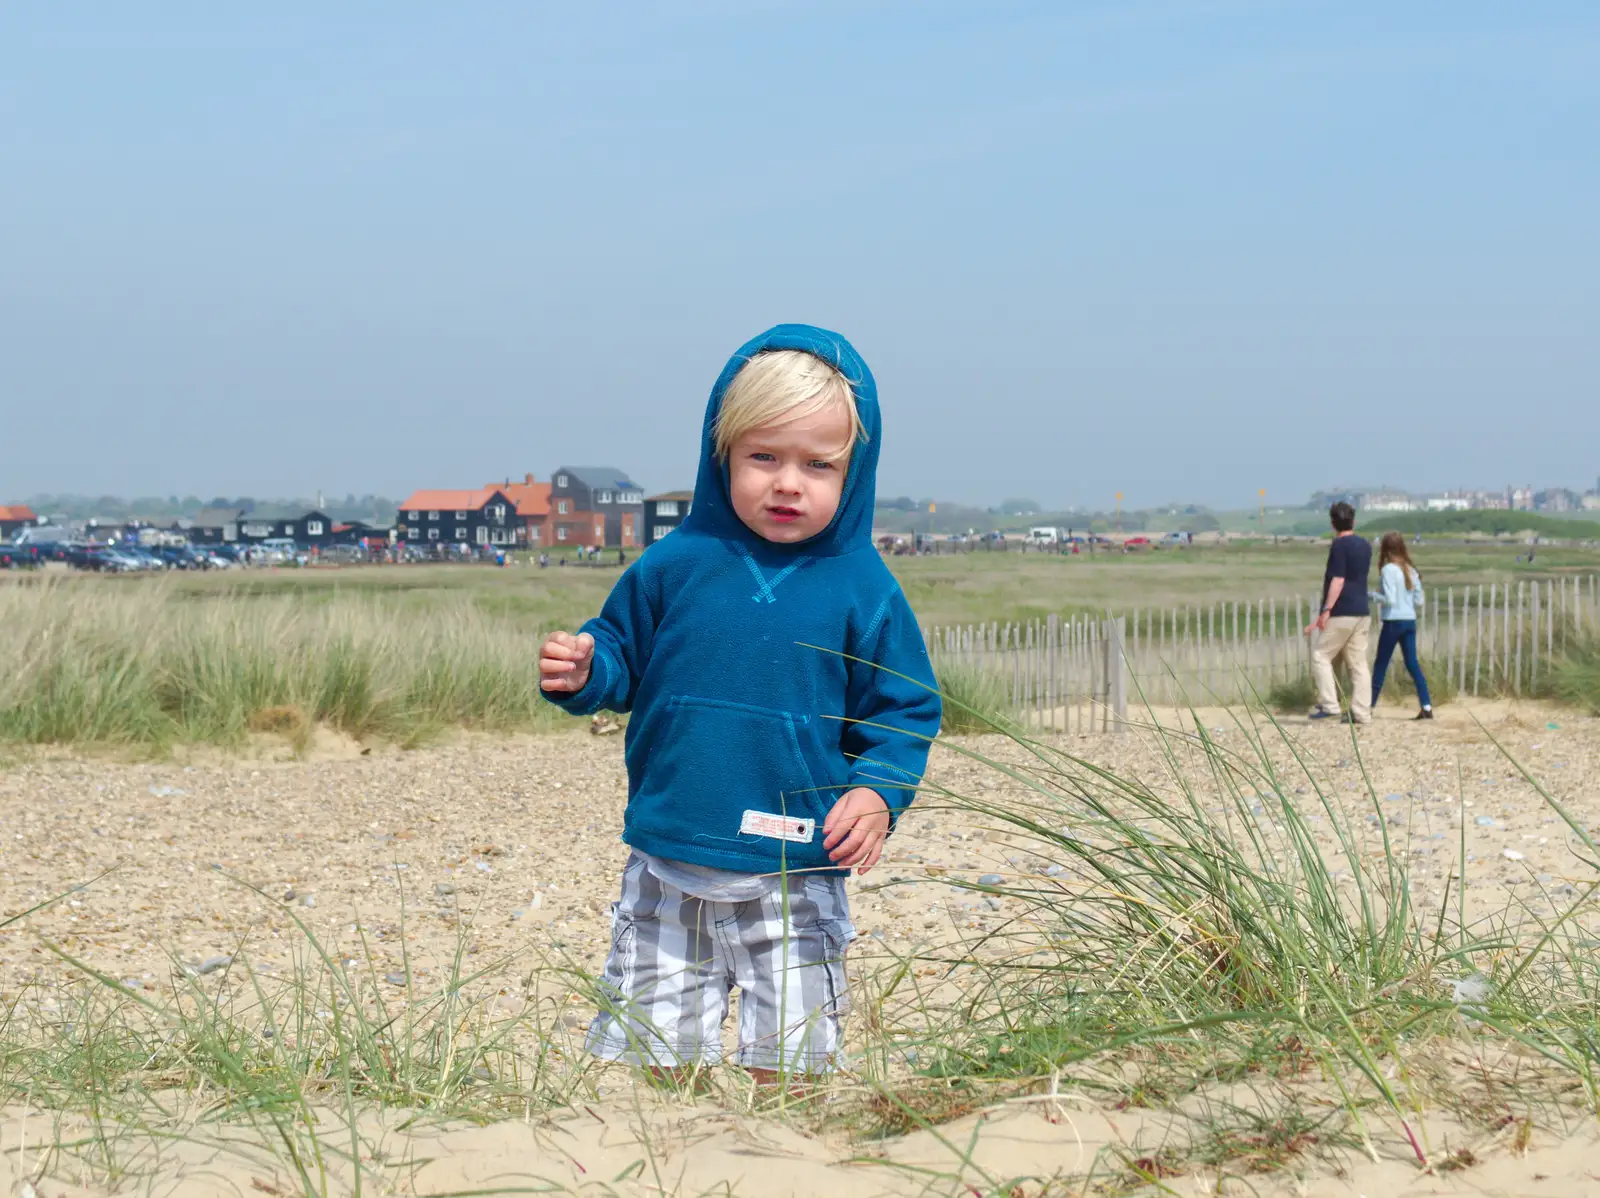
233, 506, 335, 547
643, 491, 693, 548
394, 488, 519, 549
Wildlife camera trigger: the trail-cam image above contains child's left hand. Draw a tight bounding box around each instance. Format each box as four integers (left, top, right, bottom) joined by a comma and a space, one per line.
823, 788, 891, 875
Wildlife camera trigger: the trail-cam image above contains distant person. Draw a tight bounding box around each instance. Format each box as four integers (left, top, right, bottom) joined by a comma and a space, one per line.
1304, 502, 1373, 724
1368, 532, 1433, 720
538, 324, 939, 1083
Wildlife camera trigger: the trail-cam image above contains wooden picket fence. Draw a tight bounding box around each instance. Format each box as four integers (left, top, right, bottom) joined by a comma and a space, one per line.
926, 573, 1600, 733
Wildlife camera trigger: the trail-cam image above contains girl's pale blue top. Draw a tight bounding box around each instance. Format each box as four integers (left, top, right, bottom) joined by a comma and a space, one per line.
1368, 561, 1424, 621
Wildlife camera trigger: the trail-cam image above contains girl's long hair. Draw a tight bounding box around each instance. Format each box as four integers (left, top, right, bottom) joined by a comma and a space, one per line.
1378, 531, 1419, 588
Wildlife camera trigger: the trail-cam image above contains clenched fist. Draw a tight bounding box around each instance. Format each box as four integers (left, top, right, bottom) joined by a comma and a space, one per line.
539, 631, 595, 693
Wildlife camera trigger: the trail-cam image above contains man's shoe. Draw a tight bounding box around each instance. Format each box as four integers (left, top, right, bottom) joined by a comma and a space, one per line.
1340, 713, 1371, 725
1308, 710, 1340, 722
1415, 708, 1434, 720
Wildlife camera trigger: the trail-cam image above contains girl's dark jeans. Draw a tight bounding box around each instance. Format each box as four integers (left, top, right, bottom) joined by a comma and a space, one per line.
1371, 619, 1431, 709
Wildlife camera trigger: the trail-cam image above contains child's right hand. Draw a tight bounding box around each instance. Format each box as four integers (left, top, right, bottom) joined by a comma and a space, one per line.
539, 631, 595, 693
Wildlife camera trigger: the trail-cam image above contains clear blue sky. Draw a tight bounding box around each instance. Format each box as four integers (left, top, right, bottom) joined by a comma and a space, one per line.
3, 2, 1596, 510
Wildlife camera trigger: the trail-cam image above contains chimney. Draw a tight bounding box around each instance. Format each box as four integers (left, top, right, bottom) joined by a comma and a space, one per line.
525, 473, 535, 486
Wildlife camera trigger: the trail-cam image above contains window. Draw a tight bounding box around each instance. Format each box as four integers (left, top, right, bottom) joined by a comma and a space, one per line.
490, 504, 505, 520
406, 511, 418, 521
653, 525, 675, 541
428, 510, 439, 521
622, 490, 642, 504
594, 519, 605, 538
455, 510, 467, 520
306, 520, 324, 536
455, 528, 467, 541
655, 500, 679, 518
556, 474, 568, 487
427, 528, 440, 541
597, 491, 612, 505
283, 524, 294, 535
557, 500, 570, 515
475, 527, 489, 544
556, 526, 568, 541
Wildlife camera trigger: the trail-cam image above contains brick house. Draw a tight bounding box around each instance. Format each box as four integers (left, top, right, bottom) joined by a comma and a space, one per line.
493, 474, 553, 546
0, 504, 39, 540
395, 488, 519, 549
549, 466, 644, 549
643, 491, 694, 547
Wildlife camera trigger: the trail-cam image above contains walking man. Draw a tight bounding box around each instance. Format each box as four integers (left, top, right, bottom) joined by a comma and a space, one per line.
1304, 502, 1372, 724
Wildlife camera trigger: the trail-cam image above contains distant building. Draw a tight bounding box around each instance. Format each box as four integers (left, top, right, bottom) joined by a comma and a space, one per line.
1582, 492, 1600, 511
0, 504, 39, 540
1535, 487, 1580, 512
1425, 494, 1472, 511
188, 506, 244, 542
493, 473, 553, 546
1357, 490, 1417, 512
1508, 486, 1535, 511
643, 491, 694, 547
395, 488, 518, 549
549, 466, 643, 549
234, 505, 335, 546
330, 519, 395, 547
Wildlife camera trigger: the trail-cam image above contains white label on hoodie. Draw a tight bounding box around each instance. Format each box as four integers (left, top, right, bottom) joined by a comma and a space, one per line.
739, 810, 815, 844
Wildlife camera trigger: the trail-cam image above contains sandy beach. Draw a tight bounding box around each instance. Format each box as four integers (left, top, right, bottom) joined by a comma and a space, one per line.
3, 699, 1598, 1195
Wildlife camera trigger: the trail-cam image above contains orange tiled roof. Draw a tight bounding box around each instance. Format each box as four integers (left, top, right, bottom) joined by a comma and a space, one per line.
396, 488, 501, 512
495, 479, 551, 518
0, 504, 38, 522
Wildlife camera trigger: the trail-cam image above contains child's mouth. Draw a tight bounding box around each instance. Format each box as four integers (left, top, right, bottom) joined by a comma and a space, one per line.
768, 506, 801, 523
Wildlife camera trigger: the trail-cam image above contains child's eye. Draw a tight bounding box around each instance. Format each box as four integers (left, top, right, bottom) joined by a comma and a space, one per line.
807, 459, 834, 470
750, 452, 775, 462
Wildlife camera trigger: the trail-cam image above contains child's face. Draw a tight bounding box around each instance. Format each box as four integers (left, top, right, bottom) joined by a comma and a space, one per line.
726, 401, 852, 544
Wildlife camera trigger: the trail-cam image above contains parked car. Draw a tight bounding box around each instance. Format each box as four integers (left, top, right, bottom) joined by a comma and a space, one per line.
93, 548, 145, 572
1124, 536, 1151, 548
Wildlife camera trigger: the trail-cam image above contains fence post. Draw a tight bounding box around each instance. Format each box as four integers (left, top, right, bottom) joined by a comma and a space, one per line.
1446, 587, 1456, 690
1474, 584, 1483, 697
1531, 582, 1541, 693
1547, 579, 1554, 662
1106, 615, 1128, 731
1515, 582, 1525, 695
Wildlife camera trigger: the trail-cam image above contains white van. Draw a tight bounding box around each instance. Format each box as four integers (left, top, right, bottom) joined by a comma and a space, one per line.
1027, 526, 1061, 546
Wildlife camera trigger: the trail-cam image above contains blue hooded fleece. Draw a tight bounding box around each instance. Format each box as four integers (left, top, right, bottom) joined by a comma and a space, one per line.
545, 324, 941, 875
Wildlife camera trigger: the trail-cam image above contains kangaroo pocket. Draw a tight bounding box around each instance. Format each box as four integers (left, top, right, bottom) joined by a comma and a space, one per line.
631, 694, 842, 853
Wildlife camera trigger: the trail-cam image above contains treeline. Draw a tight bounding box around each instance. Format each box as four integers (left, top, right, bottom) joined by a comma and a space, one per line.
23, 493, 401, 524
1358, 509, 1600, 540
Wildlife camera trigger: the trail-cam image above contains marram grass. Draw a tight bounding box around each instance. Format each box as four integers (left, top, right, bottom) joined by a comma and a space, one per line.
0, 577, 565, 750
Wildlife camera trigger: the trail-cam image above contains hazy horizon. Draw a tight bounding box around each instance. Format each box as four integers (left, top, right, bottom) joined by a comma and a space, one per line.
3, 3, 1597, 510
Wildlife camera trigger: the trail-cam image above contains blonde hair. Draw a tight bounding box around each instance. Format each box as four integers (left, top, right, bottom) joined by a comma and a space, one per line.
713, 349, 867, 462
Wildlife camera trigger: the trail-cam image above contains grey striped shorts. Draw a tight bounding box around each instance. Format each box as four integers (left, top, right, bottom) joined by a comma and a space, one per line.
586, 852, 855, 1072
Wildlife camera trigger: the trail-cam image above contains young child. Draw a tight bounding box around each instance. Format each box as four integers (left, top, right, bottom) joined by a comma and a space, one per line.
539, 323, 941, 1078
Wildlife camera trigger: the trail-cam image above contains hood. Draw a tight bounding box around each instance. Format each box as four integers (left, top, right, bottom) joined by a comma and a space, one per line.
682, 323, 880, 557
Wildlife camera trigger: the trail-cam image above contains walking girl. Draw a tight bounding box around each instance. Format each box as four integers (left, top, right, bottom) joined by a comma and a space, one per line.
1368, 532, 1433, 719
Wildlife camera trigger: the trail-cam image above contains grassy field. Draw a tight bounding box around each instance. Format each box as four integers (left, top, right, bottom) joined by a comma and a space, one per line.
2, 543, 1597, 753
34, 537, 1600, 626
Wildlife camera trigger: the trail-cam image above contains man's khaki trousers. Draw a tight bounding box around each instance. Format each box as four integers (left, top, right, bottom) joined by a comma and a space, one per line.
1311, 616, 1371, 723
